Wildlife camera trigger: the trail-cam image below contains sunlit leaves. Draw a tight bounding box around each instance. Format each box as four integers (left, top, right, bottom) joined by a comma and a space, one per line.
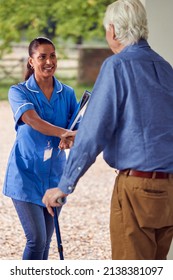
0, 0, 115, 56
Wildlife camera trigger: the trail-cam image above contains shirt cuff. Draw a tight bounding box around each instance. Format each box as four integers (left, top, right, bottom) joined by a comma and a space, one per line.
57, 175, 76, 194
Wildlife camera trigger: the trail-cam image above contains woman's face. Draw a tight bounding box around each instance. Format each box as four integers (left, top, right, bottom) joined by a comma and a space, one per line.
29, 44, 57, 80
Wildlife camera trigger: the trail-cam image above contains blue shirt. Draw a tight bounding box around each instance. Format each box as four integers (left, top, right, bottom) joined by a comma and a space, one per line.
3, 75, 78, 206
57, 40, 173, 194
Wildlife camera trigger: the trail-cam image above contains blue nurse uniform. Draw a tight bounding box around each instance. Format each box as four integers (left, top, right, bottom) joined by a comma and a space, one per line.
3, 74, 78, 206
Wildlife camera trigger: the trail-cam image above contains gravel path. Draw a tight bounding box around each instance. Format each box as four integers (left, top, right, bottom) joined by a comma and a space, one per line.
0, 101, 115, 260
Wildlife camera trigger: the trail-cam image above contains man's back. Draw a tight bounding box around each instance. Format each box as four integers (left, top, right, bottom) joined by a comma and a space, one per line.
103, 39, 173, 172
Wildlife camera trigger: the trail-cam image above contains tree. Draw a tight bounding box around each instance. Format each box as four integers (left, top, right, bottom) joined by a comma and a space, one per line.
0, 0, 115, 56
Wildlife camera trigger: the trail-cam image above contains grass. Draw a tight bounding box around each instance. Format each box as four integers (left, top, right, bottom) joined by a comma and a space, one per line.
0, 83, 10, 100
0, 78, 93, 101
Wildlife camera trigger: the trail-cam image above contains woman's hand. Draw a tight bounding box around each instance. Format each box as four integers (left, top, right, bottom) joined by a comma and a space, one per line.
59, 130, 77, 149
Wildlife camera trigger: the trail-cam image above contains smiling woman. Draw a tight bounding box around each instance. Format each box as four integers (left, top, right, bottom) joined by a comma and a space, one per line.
2, 37, 79, 260
27, 38, 57, 100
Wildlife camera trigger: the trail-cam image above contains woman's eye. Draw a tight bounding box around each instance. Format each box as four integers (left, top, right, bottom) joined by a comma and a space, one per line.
50, 54, 56, 59
38, 55, 46, 60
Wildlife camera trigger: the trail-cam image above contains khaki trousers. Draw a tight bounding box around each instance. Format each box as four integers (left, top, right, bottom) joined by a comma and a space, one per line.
110, 173, 173, 259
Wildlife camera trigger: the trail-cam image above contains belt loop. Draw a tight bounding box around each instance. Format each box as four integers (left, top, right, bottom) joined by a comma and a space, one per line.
152, 172, 156, 179
119, 169, 130, 176
125, 169, 130, 176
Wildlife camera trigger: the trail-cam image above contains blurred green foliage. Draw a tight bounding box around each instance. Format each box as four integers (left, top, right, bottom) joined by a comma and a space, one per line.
0, 0, 115, 57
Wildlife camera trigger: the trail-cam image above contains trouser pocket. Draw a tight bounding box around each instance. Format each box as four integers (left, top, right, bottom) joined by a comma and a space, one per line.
125, 177, 173, 228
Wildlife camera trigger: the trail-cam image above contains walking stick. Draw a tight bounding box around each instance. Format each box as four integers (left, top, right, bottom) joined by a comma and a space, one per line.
53, 207, 64, 260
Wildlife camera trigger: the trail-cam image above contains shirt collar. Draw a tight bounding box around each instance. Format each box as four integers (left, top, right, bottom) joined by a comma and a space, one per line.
121, 39, 150, 54
25, 74, 63, 94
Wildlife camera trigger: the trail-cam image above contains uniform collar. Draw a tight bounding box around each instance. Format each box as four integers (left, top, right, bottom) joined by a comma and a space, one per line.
25, 74, 63, 94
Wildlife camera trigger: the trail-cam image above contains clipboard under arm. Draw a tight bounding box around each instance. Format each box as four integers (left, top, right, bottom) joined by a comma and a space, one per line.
67, 90, 91, 130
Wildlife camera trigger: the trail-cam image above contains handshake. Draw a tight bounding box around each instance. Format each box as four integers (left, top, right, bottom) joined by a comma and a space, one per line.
59, 130, 77, 150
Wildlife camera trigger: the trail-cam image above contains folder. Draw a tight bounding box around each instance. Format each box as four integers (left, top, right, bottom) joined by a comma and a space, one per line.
68, 90, 91, 130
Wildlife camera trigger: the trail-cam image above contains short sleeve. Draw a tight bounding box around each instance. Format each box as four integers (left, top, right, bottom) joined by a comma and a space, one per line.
8, 84, 35, 129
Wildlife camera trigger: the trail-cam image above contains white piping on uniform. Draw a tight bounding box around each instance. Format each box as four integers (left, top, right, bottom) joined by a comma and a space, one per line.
14, 103, 34, 117
26, 81, 39, 93
56, 80, 63, 93
25, 77, 63, 93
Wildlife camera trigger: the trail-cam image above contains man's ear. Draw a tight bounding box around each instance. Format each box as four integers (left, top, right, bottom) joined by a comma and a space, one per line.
110, 24, 116, 40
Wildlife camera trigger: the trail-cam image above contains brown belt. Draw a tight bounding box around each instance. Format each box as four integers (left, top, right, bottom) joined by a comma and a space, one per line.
119, 169, 172, 179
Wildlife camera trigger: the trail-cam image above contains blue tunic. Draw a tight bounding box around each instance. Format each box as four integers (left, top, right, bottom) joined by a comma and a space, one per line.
3, 75, 78, 206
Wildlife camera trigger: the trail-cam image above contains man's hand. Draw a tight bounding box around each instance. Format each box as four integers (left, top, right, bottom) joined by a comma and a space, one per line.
59, 130, 77, 149
42, 188, 68, 216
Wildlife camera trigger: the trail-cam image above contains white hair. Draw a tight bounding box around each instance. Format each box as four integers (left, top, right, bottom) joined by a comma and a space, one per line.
103, 0, 149, 46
